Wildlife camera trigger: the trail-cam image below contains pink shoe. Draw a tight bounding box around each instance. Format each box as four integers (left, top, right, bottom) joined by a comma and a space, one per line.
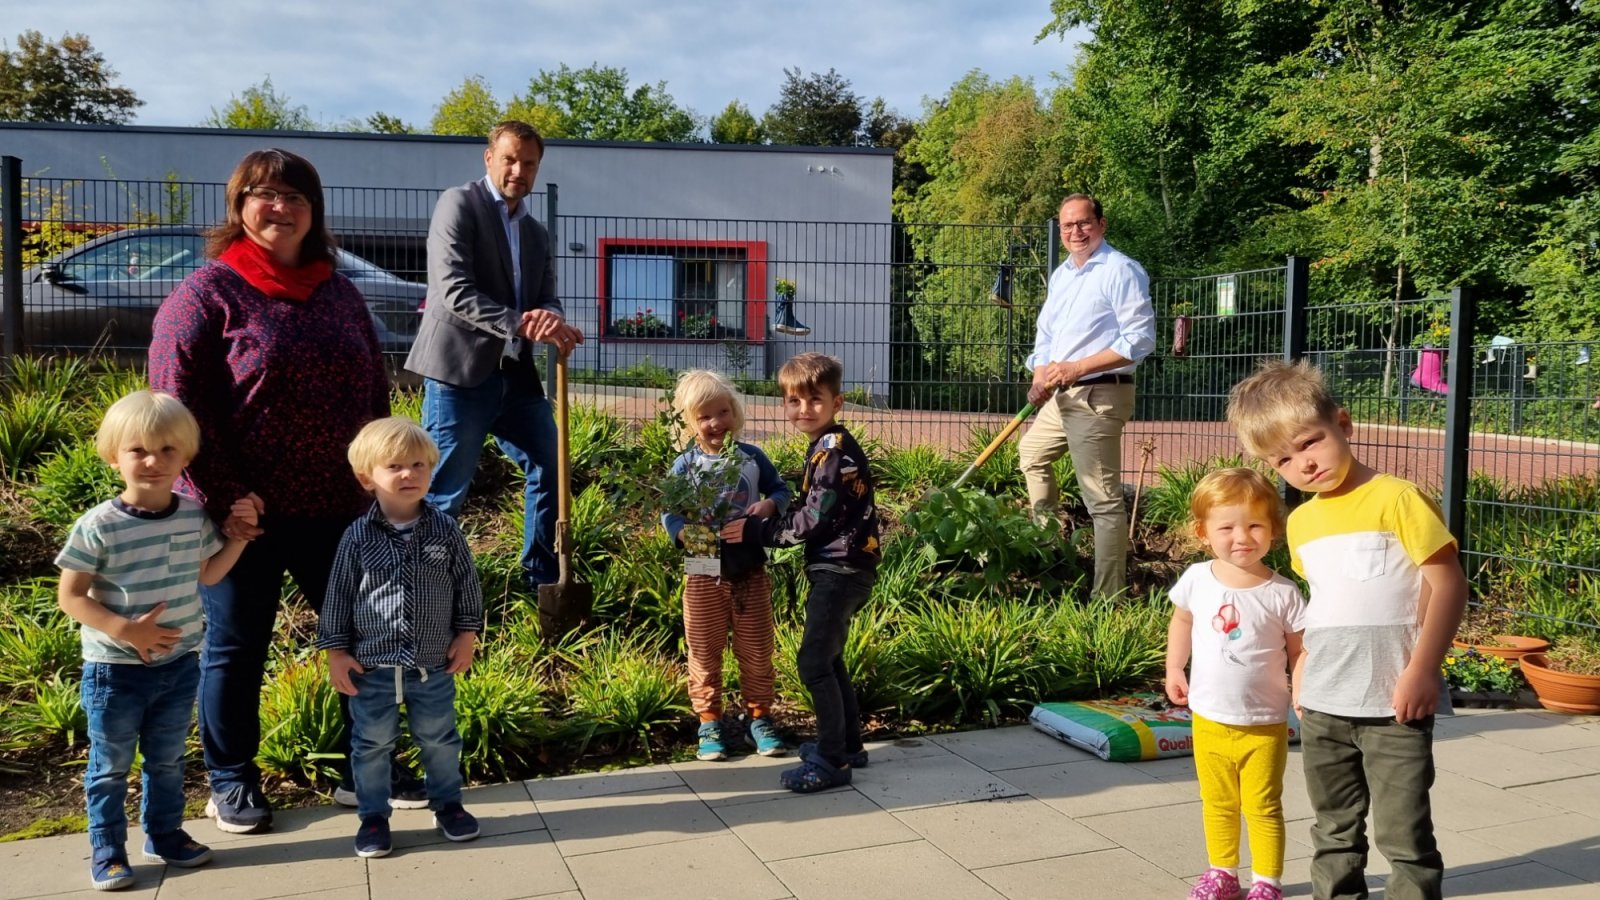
1245, 882, 1283, 900
1188, 868, 1242, 900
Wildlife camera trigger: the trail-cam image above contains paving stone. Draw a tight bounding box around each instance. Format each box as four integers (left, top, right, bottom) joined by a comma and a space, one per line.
974, 847, 1192, 898
565, 834, 789, 900
1509, 773, 1600, 821
367, 830, 576, 899
895, 795, 1114, 869
768, 839, 1002, 900
850, 753, 1025, 812
861, 736, 955, 764
1270, 854, 1385, 898
997, 758, 1195, 819
671, 753, 800, 807
1123, 754, 1198, 786
1432, 735, 1595, 788
177, 802, 350, 848
1430, 770, 1566, 832
931, 725, 1091, 771
1464, 712, 1600, 755
1543, 747, 1600, 774
524, 764, 684, 804
1283, 817, 1535, 880
713, 788, 918, 861
148, 830, 366, 900
1439, 859, 1598, 897
1463, 812, 1600, 883
0, 831, 161, 900
537, 784, 728, 857
389, 781, 547, 849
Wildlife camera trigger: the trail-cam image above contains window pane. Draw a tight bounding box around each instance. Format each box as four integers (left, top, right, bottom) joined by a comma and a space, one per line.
715, 261, 746, 335
610, 254, 675, 334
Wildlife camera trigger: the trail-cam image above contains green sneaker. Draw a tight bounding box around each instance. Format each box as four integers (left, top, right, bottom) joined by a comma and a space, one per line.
745, 715, 786, 756
696, 720, 727, 761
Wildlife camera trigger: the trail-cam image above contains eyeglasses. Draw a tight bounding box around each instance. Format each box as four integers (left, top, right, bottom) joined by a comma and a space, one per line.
1059, 219, 1101, 233
246, 186, 312, 209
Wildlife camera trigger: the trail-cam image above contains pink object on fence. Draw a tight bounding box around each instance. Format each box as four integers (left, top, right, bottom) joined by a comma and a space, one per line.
1410, 347, 1448, 394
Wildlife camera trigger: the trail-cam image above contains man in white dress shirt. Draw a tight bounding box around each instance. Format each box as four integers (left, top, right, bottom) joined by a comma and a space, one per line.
1018, 194, 1155, 599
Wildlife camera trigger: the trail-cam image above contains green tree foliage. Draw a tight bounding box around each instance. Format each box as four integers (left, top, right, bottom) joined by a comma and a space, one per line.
708, 99, 764, 144
0, 30, 141, 124
763, 67, 863, 147
203, 76, 315, 130
430, 74, 505, 137
514, 64, 698, 142
363, 111, 413, 134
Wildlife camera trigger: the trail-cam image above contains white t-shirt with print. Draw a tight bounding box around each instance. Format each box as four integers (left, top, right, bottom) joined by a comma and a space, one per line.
1171, 561, 1307, 727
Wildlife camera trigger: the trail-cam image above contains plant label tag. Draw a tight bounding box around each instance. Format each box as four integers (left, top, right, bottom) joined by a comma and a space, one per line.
685, 556, 721, 577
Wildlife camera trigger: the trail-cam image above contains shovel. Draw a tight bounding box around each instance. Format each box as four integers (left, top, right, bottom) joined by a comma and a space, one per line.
949, 387, 1056, 490
537, 351, 594, 641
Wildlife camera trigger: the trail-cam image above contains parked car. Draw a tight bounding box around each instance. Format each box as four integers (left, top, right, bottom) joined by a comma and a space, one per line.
6, 226, 424, 355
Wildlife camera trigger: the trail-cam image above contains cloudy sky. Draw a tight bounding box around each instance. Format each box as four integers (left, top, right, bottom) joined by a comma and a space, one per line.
14, 1, 1088, 131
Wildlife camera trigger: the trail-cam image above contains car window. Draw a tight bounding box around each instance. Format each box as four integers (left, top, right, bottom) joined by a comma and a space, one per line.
60, 233, 205, 283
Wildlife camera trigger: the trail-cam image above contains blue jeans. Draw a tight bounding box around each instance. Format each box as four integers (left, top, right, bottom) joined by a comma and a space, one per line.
796, 566, 875, 765
81, 654, 200, 849
422, 371, 558, 586
197, 515, 355, 792
346, 666, 464, 819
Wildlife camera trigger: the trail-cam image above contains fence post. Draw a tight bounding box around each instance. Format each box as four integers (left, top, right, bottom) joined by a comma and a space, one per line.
1281, 256, 1311, 508
544, 182, 559, 398
1441, 286, 1476, 550
1046, 216, 1059, 276
2, 156, 22, 362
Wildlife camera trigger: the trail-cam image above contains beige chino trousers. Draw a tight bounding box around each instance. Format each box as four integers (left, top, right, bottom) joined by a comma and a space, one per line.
1016, 381, 1135, 598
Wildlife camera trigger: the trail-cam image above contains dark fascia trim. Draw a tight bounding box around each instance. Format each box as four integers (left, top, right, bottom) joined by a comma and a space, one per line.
0, 121, 896, 156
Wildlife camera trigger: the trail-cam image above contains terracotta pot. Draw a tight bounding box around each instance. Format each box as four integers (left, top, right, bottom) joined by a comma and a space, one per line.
1451, 635, 1550, 663
1520, 653, 1600, 715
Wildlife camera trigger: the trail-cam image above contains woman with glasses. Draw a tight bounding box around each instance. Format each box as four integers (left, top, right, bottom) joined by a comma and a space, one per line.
149, 149, 394, 835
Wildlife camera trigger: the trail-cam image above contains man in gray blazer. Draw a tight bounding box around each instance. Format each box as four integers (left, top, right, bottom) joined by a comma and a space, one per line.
405, 119, 582, 591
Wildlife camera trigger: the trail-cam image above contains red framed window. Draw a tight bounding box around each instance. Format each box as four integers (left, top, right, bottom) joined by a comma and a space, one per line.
597, 239, 768, 341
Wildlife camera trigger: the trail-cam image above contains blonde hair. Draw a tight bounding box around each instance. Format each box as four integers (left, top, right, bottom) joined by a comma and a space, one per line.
1189, 467, 1287, 548
672, 369, 745, 448
95, 391, 200, 464
1227, 359, 1341, 460
347, 417, 439, 475
777, 352, 844, 398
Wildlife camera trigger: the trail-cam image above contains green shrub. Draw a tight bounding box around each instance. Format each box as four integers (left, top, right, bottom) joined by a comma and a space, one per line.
903, 488, 1070, 587
88, 367, 149, 412
6, 675, 86, 751
28, 442, 120, 531
0, 578, 64, 625
891, 599, 1046, 725
0, 615, 79, 693
2, 355, 98, 401
761, 431, 810, 482
875, 444, 959, 496
774, 602, 900, 716
0, 393, 79, 477
956, 423, 1025, 495
583, 530, 682, 637
257, 653, 346, 783
569, 404, 630, 485
562, 631, 689, 754
390, 386, 424, 423
1035, 596, 1168, 696
455, 647, 560, 779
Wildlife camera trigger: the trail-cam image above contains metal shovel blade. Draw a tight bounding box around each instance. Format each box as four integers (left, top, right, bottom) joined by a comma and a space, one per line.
537, 577, 592, 641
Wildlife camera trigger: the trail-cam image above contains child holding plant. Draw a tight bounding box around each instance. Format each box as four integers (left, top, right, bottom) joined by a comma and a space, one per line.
1165, 467, 1306, 900
662, 369, 792, 761
55, 391, 257, 890
723, 352, 882, 793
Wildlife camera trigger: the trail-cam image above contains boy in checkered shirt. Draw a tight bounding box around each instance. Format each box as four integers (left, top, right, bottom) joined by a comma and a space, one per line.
315, 417, 484, 859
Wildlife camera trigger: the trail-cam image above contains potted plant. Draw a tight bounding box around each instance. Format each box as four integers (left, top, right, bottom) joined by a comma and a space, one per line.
1521, 637, 1600, 714
614, 309, 669, 338
1452, 607, 1550, 663
1441, 648, 1524, 708
658, 452, 743, 577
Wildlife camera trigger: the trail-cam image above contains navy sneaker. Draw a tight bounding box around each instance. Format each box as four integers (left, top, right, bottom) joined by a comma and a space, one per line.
142, 828, 213, 867
89, 846, 135, 891
205, 783, 273, 834
354, 815, 391, 858
390, 772, 430, 810
434, 802, 480, 842
797, 741, 869, 768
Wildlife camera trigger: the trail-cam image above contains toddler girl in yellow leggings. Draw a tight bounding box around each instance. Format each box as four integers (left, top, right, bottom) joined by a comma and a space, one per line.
1166, 468, 1307, 900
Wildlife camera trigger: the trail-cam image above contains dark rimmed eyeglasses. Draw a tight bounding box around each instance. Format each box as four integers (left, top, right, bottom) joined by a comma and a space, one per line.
246, 186, 312, 209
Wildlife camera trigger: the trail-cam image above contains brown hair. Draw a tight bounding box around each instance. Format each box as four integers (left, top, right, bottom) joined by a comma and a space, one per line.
489, 120, 545, 159
1226, 359, 1341, 460
205, 148, 338, 266
1060, 193, 1104, 220
1188, 467, 1286, 548
777, 352, 844, 398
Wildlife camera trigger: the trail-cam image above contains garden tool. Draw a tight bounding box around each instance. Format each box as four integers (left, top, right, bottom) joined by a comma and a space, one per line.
950, 387, 1056, 489
538, 351, 594, 642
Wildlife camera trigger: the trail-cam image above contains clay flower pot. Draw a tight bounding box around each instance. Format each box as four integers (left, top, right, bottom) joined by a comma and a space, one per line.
1451, 635, 1550, 664
1520, 653, 1600, 715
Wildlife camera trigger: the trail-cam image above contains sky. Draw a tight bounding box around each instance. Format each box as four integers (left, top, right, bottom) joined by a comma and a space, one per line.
13, 1, 1088, 131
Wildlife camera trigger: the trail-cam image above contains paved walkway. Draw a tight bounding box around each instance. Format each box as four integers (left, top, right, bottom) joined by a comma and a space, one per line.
5, 708, 1598, 899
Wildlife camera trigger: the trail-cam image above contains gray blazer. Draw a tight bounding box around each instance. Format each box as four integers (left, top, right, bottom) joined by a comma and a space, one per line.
404, 179, 562, 388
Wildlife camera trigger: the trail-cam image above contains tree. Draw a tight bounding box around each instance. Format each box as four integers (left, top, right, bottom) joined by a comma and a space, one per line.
364, 112, 413, 134
763, 68, 862, 147
513, 63, 699, 142
430, 75, 504, 137
204, 76, 315, 130
0, 30, 141, 123
709, 100, 764, 144
861, 97, 923, 194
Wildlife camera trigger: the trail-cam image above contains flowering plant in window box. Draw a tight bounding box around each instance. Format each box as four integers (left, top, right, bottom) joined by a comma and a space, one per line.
679, 310, 718, 339
614, 309, 668, 337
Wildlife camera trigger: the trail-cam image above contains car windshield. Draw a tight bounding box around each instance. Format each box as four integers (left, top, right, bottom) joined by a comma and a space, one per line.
336, 251, 390, 278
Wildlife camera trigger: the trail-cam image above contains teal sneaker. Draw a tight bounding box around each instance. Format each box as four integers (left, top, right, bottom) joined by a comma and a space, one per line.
696, 720, 727, 761
745, 715, 786, 757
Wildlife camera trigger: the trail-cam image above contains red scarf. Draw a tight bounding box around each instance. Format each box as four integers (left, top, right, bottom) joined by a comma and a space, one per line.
219, 238, 334, 301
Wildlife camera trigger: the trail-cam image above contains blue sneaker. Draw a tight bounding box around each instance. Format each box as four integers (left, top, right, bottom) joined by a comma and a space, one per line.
90, 846, 135, 891
697, 720, 727, 761
205, 782, 272, 834
142, 829, 212, 867
745, 716, 786, 756
354, 815, 391, 859
434, 802, 480, 842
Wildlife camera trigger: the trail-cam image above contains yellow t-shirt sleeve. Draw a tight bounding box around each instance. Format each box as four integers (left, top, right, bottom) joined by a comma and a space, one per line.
1392, 486, 1456, 566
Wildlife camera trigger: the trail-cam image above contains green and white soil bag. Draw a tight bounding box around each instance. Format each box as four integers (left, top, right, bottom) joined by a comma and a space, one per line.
1029, 696, 1301, 762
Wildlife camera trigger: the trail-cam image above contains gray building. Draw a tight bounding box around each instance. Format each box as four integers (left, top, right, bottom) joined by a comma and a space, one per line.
1, 123, 895, 389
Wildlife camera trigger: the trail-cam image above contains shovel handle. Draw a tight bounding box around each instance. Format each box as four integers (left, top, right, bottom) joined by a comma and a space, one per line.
950, 401, 1039, 489
555, 351, 572, 563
